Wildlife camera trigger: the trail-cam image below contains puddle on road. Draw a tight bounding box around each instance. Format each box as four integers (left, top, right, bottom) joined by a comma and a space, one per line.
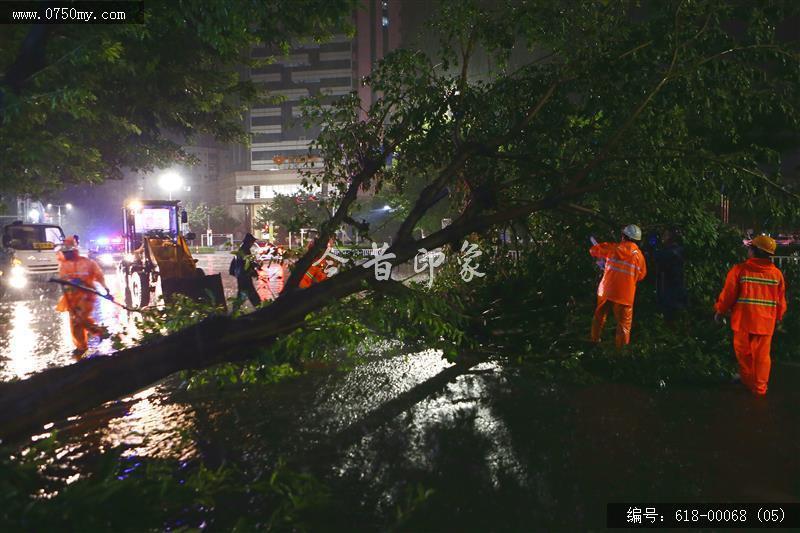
0, 280, 139, 381
4, 339, 800, 529
0, 264, 282, 381
3, 267, 799, 528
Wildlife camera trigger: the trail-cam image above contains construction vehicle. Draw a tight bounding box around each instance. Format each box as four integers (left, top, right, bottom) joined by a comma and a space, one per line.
118, 200, 226, 310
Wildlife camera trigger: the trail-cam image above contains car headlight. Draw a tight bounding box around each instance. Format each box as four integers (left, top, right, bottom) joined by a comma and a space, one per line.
100, 253, 115, 266
10, 265, 25, 277
9, 275, 27, 289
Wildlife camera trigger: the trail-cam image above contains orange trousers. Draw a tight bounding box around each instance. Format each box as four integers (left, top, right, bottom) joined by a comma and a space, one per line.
64, 297, 104, 351
591, 297, 634, 348
732, 329, 772, 395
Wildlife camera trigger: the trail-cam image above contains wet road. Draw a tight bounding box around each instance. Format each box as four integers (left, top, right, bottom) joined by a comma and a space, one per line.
13, 347, 800, 529
0, 256, 286, 382
2, 256, 798, 528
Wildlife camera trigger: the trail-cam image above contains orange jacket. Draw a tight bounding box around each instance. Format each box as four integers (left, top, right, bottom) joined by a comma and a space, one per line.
55, 255, 106, 312
715, 258, 787, 335
299, 263, 327, 289
590, 241, 647, 306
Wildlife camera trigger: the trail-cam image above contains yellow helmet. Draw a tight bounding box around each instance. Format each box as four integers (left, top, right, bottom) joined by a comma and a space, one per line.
751, 235, 776, 255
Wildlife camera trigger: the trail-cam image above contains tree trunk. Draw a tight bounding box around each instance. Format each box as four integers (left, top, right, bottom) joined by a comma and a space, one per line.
0, 200, 551, 442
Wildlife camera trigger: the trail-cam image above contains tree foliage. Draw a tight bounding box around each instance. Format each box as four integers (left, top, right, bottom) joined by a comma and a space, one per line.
0, 0, 355, 195
287, 0, 799, 288
3, 0, 800, 459
254, 193, 330, 236
2, 1, 800, 526
184, 202, 241, 235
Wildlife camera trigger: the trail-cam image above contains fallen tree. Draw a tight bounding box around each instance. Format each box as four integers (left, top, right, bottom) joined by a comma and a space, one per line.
1, 0, 799, 441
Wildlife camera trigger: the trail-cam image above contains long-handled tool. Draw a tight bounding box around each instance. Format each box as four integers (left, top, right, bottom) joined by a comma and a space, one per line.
48, 278, 140, 312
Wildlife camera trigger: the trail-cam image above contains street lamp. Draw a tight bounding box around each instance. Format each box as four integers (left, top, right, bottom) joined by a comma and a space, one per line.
159, 171, 183, 200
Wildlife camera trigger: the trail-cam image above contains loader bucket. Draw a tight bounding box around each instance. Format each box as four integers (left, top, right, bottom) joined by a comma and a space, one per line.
145, 236, 227, 311
161, 273, 227, 310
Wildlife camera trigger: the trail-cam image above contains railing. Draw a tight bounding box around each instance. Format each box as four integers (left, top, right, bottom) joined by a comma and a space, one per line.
200, 233, 234, 248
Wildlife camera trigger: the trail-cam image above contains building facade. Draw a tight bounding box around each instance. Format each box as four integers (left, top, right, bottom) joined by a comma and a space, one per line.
221, 0, 402, 236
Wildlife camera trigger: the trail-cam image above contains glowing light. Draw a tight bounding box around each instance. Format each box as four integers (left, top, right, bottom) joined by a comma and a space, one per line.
101, 387, 198, 460
65, 203, 73, 210
28, 209, 41, 222
11, 265, 25, 277
111, 237, 123, 244
158, 171, 183, 193
97, 237, 110, 245
99, 254, 115, 267
46, 203, 53, 209
9, 275, 27, 289
6, 302, 37, 378
128, 200, 142, 210
124, 253, 135, 262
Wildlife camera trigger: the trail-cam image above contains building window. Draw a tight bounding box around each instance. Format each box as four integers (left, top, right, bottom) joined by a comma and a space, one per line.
253, 186, 261, 199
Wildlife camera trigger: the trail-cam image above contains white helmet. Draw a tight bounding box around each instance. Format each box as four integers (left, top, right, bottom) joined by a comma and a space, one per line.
622, 224, 642, 241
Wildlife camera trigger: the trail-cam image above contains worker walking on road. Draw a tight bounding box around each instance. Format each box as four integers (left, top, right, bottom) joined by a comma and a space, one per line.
55, 237, 111, 356
590, 224, 648, 347
231, 233, 261, 307
714, 235, 786, 396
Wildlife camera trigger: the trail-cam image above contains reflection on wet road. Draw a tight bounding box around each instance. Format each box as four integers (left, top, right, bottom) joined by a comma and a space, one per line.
19, 346, 800, 528
3, 256, 799, 528
0, 259, 286, 382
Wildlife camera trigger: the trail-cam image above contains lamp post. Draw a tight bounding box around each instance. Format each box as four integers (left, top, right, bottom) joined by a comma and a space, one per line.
46, 203, 73, 226
158, 171, 183, 201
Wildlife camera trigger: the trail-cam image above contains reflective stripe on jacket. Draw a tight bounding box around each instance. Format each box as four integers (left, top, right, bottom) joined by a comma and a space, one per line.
299, 264, 327, 289
590, 241, 647, 306
55, 256, 105, 313
715, 258, 787, 335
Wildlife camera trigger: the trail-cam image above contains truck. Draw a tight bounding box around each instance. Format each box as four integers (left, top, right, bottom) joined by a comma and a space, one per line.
118, 199, 226, 309
0, 221, 66, 298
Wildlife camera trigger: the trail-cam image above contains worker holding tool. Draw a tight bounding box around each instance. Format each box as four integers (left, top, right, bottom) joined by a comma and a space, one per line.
589, 224, 647, 347
714, 235, 786, 396
55, 237, 111, 356
230, 232, 261, 307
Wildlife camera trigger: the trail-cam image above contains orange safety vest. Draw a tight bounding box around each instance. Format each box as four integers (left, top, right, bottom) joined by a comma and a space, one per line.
299, 263, 327, 289
55, 255, 106, 312
590, 241, 647, 306
715, 258, 787, 335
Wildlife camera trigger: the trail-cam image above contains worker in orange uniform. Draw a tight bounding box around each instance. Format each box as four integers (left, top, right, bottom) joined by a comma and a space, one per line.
299, 238, 329, 289
590, 224, 647, 347
55, 237, 111, 356
714, 235, 786, 396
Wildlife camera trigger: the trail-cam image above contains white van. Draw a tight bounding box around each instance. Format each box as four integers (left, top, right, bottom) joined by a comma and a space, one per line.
1, 222, 66, 294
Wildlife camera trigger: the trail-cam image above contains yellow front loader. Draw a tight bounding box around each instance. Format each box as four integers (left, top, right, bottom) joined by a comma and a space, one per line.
119, 200, 226, 310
